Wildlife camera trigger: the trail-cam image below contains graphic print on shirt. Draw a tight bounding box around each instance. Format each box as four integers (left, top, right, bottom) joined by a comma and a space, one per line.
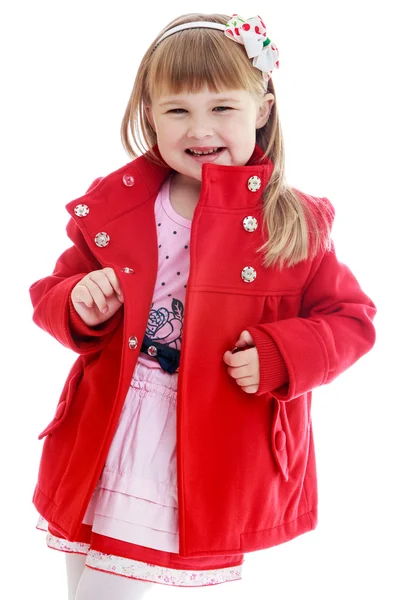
145, 298, 184, 350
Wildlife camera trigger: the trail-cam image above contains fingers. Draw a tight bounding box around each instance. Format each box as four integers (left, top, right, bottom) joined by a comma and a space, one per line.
102, 267, 123, 299
224, 349, 255, 379
240, 384, 259, 394
226, 363, 252, 381
228, 366, 260, 392
223, 348, 252, 368
223, 347, 260, 393
74, 280, 108, 313
227, 363, 260, 392
73, 268, 123, 312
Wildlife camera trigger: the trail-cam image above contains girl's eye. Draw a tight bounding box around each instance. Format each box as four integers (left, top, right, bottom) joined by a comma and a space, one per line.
168, 107, 232, 114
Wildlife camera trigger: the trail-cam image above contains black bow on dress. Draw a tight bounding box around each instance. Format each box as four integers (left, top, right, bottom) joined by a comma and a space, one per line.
140, 335, 180, 374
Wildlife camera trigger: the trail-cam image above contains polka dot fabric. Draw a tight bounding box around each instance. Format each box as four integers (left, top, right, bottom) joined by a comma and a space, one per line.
138, 174, 191, 372
224, 14, 279, 82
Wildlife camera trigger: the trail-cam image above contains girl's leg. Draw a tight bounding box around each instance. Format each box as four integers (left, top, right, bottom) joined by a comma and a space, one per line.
74, 566, 154, 600
65, 553, 87, 600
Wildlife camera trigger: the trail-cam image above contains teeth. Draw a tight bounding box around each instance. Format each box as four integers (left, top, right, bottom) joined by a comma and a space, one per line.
188, 148, 220, 156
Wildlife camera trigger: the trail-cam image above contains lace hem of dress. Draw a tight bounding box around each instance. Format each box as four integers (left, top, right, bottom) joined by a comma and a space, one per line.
36, 515, 243, 587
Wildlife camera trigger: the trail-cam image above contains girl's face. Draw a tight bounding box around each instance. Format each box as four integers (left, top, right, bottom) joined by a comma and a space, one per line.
145, 87, 274, 184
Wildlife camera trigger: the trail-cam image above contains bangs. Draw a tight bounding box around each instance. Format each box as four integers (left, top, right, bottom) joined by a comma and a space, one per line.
146, 28, 263, 100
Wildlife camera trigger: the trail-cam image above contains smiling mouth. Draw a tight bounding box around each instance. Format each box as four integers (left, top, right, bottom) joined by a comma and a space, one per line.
186, 147, 225, 156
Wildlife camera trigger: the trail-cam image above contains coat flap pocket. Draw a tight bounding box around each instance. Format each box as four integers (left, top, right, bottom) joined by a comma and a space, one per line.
38, 366, 83, 440
271, 397, 289, 481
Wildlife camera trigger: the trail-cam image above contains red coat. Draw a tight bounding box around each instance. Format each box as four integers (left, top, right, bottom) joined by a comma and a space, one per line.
29, 143, 376, 558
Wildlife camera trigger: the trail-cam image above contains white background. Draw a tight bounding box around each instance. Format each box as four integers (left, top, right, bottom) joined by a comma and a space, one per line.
1, 1, 399, 598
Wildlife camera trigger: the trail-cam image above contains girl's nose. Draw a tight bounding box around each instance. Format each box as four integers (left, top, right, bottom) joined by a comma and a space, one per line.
187, 118, 214, 139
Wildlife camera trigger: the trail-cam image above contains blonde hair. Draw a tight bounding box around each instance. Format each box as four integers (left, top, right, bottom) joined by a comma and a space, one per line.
121, 13, 334, 269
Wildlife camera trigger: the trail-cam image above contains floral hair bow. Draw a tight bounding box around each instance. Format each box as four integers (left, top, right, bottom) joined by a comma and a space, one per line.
224, 15, 279, 81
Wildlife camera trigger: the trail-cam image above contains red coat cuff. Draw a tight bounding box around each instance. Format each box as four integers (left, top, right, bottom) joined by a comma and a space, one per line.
246, 327, 289, 395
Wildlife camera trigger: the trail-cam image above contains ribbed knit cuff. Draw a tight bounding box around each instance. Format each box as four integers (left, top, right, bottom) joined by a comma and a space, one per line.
246, 326, 289, 396
68, 296, 122, 338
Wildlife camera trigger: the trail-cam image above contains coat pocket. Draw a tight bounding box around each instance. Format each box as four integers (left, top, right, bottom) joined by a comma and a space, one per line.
271, 397, 289, 481
38, 365, 83, 440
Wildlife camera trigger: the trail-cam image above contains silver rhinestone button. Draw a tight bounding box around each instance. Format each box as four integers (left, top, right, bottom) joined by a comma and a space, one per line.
243, 216, 258, 232
241, 266, 257, 283
121, 267, 135, 274
94, 232, 110, 247
247, 176, 261, 192
128, 336, 138, 349
74, 204, 90, 217
148, 346, 158, 357
123, 174, 135, 187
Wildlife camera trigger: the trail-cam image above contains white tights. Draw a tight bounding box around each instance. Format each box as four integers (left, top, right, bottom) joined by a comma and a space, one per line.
66, 553, 154, 600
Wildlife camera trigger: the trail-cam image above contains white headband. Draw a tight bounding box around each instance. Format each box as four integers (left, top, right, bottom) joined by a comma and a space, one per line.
151, 16, 280, 81
156, 21, 225, 45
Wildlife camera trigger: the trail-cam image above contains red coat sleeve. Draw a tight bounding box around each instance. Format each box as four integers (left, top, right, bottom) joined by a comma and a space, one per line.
247, 238, 377, 400
28, 178, 123, 355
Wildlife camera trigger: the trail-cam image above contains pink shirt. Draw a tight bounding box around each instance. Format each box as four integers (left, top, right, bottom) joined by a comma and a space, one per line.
137, 174, 191, 372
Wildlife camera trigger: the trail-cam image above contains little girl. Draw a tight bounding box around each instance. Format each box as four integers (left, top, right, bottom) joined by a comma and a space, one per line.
29, 12, 377, 600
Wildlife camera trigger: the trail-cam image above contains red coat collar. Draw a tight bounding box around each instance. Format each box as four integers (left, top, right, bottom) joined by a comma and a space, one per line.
135, 143, 274, 208
66, 143, 274, 222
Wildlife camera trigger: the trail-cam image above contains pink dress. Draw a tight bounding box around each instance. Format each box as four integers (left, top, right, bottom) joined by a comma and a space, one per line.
36, 173, 244, 587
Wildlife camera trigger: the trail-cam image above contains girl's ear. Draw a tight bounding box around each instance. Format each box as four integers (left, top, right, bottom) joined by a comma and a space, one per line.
256, 93, 275, 129
145, 105, 156, 130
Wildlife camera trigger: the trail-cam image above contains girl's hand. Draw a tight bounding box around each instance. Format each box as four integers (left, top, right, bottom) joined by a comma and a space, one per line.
70, 267, 124, 327
222, 330, 260, 394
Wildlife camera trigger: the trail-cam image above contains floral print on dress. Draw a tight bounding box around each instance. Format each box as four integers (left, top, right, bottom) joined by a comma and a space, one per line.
146, 298, 184, 350
36, 514, 243, 587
